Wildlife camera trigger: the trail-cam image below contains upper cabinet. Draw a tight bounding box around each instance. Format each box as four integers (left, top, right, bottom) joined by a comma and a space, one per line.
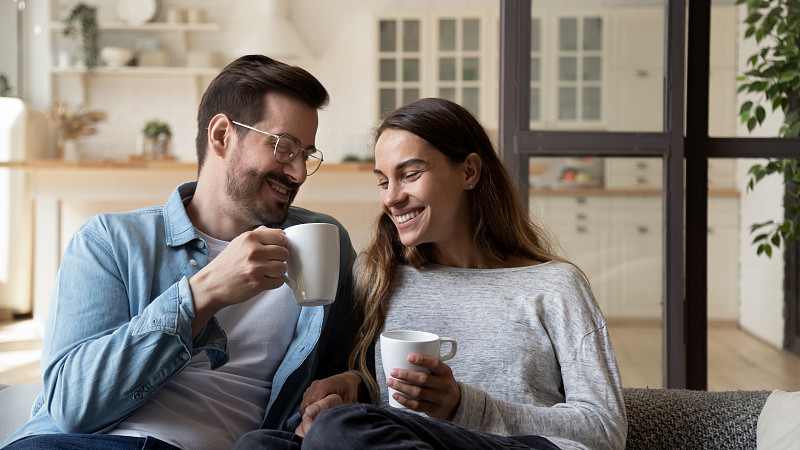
377, 13, 494, 122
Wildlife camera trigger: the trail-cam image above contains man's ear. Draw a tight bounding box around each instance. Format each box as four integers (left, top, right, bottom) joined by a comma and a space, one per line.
463, 153, 482, 189
207, 114, 234, 157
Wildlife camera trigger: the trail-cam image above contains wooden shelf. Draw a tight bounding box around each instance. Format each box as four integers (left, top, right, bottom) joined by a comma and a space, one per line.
50, 21, 219, 32
51, 66, 220, 76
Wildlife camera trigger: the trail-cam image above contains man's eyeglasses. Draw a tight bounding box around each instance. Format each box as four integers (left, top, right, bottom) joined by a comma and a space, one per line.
231, 120, 324, 176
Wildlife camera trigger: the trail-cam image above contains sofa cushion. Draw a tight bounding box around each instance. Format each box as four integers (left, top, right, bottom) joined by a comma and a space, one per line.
757, 389, 800, 449
623, 388, 771, 450
0, 383, 41, 443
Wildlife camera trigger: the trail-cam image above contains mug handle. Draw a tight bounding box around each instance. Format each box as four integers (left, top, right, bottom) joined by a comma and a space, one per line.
438, 337, 457, 361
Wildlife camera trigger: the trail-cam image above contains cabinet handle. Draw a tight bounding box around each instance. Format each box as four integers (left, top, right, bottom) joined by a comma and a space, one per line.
635, 176, 648, 185
574, 225, 588, 234
636, 225, 650, 234
574, 196, 587, 205
636, 69, 649, 78
574, 212, 587, 221
707, 227, 715, 234
635, 161, 648, 169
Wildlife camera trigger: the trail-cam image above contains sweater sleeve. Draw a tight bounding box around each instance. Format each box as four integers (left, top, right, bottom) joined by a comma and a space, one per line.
450, 325, 627, 450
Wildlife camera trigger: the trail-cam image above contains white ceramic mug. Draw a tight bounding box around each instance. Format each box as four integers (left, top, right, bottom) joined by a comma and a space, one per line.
380, 330, 457, 408
284, 223, 340, 306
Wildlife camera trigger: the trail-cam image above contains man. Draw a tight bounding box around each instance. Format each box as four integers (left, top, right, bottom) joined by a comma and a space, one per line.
2, 55, 356, 450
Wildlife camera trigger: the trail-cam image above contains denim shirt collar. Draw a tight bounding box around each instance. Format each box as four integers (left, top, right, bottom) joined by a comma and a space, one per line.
164, 181, 201, 248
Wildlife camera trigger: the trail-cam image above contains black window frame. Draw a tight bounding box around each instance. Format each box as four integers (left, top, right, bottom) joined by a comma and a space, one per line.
500, 0, 800, 389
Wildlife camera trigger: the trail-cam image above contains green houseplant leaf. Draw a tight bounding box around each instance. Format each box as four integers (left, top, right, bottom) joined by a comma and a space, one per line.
737, 0, 800, 258
63, 3, 100, 70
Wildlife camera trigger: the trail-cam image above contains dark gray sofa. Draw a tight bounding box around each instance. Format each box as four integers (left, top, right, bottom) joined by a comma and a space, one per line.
0, 384, 772, 449
623, 388, 771, 449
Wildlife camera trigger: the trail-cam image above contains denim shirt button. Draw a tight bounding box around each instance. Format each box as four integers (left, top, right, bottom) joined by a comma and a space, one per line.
189, 259, 197, 266
196, 241, 205, 250
181, 352, 189, 360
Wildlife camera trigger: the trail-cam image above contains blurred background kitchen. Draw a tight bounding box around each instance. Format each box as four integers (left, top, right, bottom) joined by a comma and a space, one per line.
1, 0, 799, 392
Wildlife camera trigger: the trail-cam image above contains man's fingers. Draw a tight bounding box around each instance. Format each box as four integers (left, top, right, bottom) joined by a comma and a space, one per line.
249, 226, 288, 246
295, 394, 343, 438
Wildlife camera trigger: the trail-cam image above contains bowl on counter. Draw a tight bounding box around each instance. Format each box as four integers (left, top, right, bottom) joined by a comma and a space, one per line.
100, 46, 134, 67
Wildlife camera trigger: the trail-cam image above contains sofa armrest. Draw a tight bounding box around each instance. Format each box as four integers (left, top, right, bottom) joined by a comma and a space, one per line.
0, 383, 42, 442
623, 388, 771, 450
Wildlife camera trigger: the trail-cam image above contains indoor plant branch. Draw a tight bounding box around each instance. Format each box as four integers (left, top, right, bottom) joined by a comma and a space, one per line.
737, 0, 800, 257
63, 2, 100, 70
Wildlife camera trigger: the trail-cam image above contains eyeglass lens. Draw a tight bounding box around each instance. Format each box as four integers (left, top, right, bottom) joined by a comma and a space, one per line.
274, 136, 323, 175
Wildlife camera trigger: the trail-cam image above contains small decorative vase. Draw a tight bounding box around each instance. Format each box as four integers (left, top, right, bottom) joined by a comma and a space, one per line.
61, 139, 80, 161
143, 133, 170, 159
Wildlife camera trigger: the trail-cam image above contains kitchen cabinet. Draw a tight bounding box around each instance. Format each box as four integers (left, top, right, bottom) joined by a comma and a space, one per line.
609, 196, 662, 318
708, 196, 740, 320
540, 195, 613, 312
604, 157, 662, 190
531, 189, 739, 320
608, 8, 664, 133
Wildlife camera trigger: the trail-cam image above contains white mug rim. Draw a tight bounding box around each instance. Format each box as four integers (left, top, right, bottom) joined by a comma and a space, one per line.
380, 330, 440, 344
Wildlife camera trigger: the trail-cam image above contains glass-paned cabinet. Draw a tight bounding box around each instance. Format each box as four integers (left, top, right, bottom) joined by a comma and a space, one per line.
437, 18, 482, 117
377, 13, 488, 120
529, 13, 605, 129
378, 19, 422, 117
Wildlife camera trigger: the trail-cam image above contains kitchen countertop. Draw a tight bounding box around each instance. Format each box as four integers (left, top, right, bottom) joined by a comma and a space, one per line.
0, 159, 738, 197
0, 159, 374, 171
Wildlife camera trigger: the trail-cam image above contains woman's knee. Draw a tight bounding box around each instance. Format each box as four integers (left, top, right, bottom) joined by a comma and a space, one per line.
302, 404, 381, 448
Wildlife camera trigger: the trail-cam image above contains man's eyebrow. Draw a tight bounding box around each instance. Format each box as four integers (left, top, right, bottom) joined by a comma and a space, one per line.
374, 158, 427, 176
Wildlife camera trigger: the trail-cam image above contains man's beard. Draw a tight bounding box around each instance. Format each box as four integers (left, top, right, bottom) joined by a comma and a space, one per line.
225, 157, 299, 227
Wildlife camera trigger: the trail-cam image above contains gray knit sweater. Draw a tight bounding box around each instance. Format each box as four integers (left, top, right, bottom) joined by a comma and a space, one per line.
374, 261, 627, 450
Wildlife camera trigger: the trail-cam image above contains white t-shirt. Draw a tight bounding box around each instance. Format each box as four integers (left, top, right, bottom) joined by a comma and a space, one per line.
109, 230, 301, 450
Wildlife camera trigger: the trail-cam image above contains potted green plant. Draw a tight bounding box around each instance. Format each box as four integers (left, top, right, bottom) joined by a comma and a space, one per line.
140, 119, 172, 159
0, 73, 11, 97
63, 3, 100, 70
736, 0, 800, 257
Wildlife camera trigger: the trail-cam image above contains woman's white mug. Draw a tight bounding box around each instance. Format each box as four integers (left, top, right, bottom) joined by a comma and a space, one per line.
380, 330, 457, 408
284, 223, 340, 306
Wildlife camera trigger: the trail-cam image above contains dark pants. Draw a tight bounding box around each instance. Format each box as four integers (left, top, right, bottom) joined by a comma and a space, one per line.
233, 404, 561, 450
4, 434, 181, 450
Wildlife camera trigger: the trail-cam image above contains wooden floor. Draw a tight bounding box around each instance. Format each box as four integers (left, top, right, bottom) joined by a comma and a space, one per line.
609, 320, 800, 391
2, 317, 800, 391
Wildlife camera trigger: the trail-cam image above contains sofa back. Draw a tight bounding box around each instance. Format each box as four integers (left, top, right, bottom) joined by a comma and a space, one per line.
623, 388, 771, 450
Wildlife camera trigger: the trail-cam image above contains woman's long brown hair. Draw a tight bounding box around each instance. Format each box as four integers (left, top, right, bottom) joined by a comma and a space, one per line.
349, 98, 573, 398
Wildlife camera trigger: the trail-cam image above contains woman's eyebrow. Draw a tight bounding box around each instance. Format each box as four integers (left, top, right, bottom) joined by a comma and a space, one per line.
374, 158, 427, 176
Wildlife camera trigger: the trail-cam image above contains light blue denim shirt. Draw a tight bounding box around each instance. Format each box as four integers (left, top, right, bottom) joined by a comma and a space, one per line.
2, 182, 356, 447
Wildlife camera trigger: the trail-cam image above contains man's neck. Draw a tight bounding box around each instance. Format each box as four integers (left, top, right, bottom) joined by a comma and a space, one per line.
186, 176, 253, 242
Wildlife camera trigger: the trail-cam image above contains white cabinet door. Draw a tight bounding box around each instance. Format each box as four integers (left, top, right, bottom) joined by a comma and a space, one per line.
558, 222, 613, 313
708, 197, 740, 320
605, 157, 663, 189
609, 223, 662, 318
609, 8, 664, 68
545, 195, 613, 312
608, 8, 664, 133
610, 196, 663, 318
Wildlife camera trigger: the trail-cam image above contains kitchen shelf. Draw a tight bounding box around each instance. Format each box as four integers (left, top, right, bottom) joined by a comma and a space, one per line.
51, 66, 220, 76
49, 21, 220, 32
49, 12, 223, 105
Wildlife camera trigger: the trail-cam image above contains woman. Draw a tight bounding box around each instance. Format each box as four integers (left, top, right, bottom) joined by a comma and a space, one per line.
234, 98, 626, 450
